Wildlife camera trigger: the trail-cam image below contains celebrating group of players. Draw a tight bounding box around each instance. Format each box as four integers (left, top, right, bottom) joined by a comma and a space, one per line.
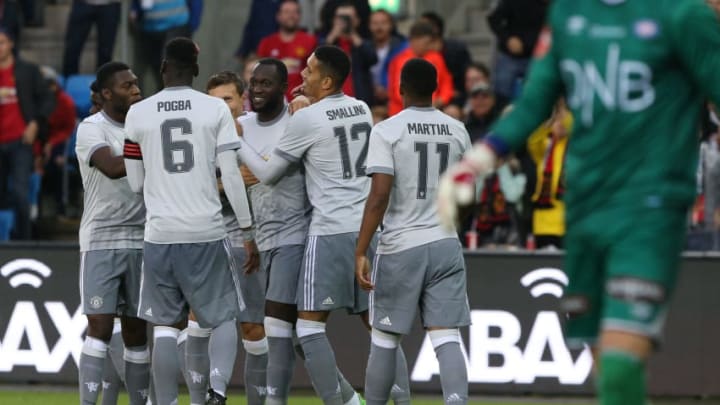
77, 36, 471, 405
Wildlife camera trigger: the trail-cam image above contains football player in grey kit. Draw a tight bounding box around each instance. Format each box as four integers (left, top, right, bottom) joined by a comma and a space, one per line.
237, 46, 410, 405
123, 38, 254, 405
356, 59, 472, 405
75, 62, 149, 405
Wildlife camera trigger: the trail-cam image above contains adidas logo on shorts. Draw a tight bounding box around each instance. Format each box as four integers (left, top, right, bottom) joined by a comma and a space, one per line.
322, 296, 334, 305
379, 316, 392, 326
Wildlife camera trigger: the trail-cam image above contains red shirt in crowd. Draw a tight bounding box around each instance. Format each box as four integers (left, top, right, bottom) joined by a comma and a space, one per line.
0, 64, 27, 144
386, 48, 454, 116
257, 31, 317, 100
46, 90, 77, 148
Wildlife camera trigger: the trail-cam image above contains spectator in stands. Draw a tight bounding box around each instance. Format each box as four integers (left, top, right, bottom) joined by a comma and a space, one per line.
464, 82, 502, 143
320, 1, 376, 104
129, 0, 203, 92
0, 27, 54, 239
257, 0, 317, 100
1, 0, 21, 52
319, 0, 370, 39
487, 0, 548, 101
386, 21, 453, 116
39, 66, 77, 216
526, 100, 571, 250
473, 156, 526, 248
61, 0, 121, 77
235, 0, 282, 62
420, 11, 471, 114
368, 8, 404, 107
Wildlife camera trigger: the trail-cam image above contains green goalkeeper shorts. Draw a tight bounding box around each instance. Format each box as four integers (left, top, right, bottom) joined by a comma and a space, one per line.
560, 205, 688, 348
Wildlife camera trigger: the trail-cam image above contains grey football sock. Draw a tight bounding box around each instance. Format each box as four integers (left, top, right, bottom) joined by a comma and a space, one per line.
297, 324, 342, 405
101, 343, 122, 405
391, 347, 411, 404
295, 333, 356, 405
107, 327, 126, 383
364, 343, 397, 405
266, 336, 296, 405
243, 338, 269, 405
124, 345, 151, 405
435, 342, 468, 404
185, 325, 211, 405
80, 337, 108, 405
152, 327, 180, 405
177, 329, 188, 381
208, 320, 238, 397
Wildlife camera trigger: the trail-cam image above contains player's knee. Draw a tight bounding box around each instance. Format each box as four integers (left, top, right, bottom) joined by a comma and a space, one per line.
264, 316, 294, 338
187, 320, 212, 338
86, 314, 115, 341
243, 336, 269, 356
371, 328, 400, 349
241, 322, 265, 341
427, 328, 461, 351
120, 316, 148, 347
295, 318, 325, 338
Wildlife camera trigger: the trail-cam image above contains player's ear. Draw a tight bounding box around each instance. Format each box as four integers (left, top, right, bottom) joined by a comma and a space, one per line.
101, 87, 112, 102
321, 75, 333, 91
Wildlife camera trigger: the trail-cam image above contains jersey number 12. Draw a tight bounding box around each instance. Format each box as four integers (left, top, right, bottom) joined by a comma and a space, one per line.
334, 122, 372, 179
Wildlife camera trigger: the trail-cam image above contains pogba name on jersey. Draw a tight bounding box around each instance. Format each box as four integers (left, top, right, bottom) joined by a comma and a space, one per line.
157, 99, 192, 112
407, 122, 451, 136
326, 105, 367, 120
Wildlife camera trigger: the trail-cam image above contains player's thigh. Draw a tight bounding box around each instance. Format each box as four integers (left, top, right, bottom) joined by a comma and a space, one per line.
297, 233, 356, 312
561, 228, 605, 349
177, 240, 241, 329
118, 248, 143, 317
603, 207, 687, 343
421, 238, 471, 330
139, 242, 186, 326
232, 245, 267, 325
80, 250, 124, 315
265, 244, 305, 305
371, 246, 424, 335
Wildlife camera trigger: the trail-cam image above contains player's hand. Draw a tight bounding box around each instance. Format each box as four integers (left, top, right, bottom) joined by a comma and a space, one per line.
355, 255, 373, 291
290, 84, 304, 99
243, 239, 260, 274
289, 95, 311, 114
240, 164, 260, 186
437, 143, 496, 230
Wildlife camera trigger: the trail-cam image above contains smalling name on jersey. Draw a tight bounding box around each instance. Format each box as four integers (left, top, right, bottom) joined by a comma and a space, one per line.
326, 105, 367, 120
407, 123, 451, 136
157, 100, 192, 112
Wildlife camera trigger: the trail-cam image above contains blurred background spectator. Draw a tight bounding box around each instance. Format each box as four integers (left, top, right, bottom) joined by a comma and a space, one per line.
320, 1, 375, 104
526, 99, 571, 250
0, 27, 54, 240
386, 20, 452, 116
235, 0, 281, 62
487, 0, 548, 101
319, 0, 370, 39
1, 0, 21, 52
129, 0, 203, 93
368, 8, 404, 108
257, 0, 316, 100
464, 82, 502, 143
61, 0, 121, 77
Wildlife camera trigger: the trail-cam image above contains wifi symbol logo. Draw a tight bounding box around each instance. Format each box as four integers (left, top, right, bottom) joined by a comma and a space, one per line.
1, 258, 52, 288
520, 268, 568, 298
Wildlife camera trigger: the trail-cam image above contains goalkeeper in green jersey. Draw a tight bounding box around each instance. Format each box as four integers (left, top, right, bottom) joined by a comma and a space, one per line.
438, 1, 720, 404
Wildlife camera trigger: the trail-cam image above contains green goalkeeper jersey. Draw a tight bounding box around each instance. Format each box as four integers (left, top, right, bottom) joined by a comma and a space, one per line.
490, 0, 720, 222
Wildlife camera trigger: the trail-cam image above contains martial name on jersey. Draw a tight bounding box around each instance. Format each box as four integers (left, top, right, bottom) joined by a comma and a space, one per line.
407, 122, 452, 136
326, 104, 367, 120
157, 99, 192, 112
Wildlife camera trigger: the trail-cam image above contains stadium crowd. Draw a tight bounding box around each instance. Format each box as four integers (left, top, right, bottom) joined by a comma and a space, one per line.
1, 0, 718, 251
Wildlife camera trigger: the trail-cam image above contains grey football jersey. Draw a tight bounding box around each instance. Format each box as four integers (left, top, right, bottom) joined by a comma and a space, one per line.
366, 106, 471, 254
275, 93, 372, 236
243, 107, 310, 251
76, 111, 145, 252
125, 87, 246, 244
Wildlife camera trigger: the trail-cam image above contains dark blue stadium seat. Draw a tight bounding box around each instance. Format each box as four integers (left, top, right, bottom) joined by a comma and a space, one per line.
64, 74, 95, 119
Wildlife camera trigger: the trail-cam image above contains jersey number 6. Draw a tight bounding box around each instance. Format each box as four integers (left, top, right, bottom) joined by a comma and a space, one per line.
161, 118, 195, 174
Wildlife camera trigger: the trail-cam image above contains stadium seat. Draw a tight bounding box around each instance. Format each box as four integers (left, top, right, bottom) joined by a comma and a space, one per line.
56, 74, 66, 90
62, 126, 80, 209
65, 74, 95, 119
0, 210, 14, 241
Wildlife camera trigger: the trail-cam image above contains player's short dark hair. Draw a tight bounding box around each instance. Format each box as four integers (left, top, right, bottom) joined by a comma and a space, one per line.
421, 11, 444, 37
96, 61, 131, 90
89, 80, 99, 93
409, 20, 438, 40
256, 58, 289, 85
164, 37, 199, 71
313, 45, 351, 90
206, 70, 246, 96
401, 58, 437, 98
